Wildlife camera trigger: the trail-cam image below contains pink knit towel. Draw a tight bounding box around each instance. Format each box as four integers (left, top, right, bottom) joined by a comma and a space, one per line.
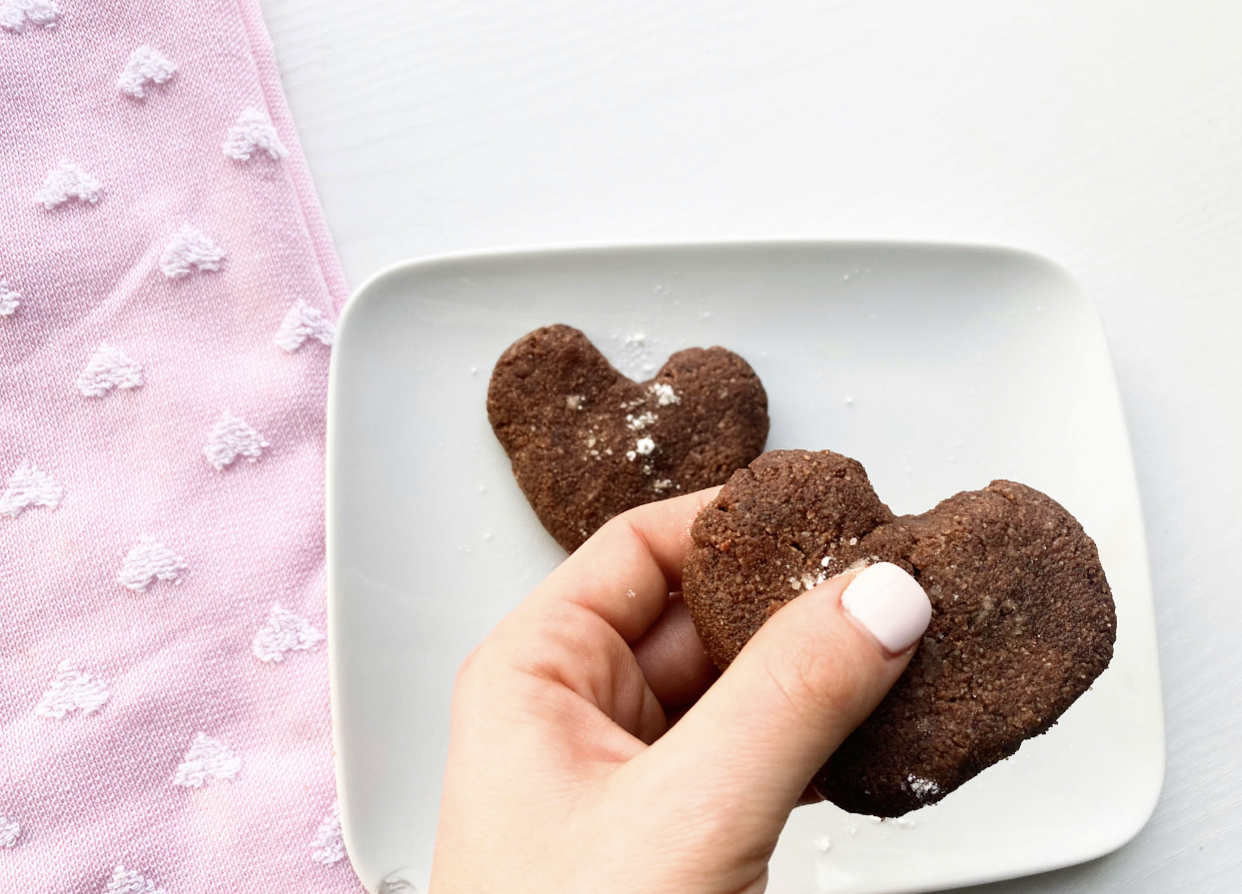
1, 3, 362, 892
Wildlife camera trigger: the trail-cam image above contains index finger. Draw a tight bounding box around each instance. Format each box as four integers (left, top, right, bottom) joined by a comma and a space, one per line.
526, 486, 722, 643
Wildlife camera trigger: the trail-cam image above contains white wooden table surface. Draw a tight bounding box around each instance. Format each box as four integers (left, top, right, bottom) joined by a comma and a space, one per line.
260, 1, 1242, 890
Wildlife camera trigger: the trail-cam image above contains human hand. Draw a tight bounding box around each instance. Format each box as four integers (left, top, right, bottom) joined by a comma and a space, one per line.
430, 488, 931, 894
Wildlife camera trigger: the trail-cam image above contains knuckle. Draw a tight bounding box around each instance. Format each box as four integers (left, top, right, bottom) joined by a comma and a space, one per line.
452, 632, 512, 697
763, 632, 856, 723
452, 640, 487, 697
594, 511, 646, 555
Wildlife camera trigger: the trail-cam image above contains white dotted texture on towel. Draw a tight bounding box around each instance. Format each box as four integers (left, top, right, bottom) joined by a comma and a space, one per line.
172, 732, 240, 787
1, 9, 351, 887
104, 864, 166, 894
35, 160, 102, 209
117, 45, 176, 98
309, 801, 344, 865
223, 108, 287, 161
35, 660, 109, 718
0, 0, 59, 33
159, 225, 225, 278
0, 463, 62, 518
0, 814, 20, 849
253, 604, 325, 663
0, 278, 19, 316
117, 535, 186, 592
78, 344, 143, 397
274, 299, 334, 352
204, 409, 268, 470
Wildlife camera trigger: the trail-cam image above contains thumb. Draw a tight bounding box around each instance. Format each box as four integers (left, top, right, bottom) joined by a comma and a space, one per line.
650, 562, 931, 820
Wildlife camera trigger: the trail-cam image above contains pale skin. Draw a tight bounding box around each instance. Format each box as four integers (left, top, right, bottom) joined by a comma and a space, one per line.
430, 487, 928, 894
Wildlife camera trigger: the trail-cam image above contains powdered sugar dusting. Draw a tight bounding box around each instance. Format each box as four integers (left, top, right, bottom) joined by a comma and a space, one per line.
789, 569, 829, 591
801, 570, 828, 591
626, 410, 656, 430
650, 382, 680, 406
907, 774, 941, 799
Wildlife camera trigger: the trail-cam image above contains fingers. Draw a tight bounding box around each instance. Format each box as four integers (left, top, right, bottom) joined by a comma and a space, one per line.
526, 487, 722, 643
472, 488, 721, 744
630, 596, 719, 710
640, 563, 931, 821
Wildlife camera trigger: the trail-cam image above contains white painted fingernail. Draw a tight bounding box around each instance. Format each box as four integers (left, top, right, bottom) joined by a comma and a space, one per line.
841, 562, 931, 655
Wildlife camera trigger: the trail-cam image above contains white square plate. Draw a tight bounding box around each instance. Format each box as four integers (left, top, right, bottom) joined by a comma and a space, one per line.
327, 242, 1164, 893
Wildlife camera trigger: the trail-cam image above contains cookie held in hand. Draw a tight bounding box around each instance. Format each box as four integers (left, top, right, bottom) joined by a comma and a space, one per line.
683, 449, 1116, 817
487, 325, 769, 552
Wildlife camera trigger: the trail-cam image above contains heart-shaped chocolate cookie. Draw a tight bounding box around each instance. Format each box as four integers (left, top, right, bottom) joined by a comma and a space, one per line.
683, 449, 1115, 817
488, 325, 769, 551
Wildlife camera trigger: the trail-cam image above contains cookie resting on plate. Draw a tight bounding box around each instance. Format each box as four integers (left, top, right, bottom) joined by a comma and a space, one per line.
683, 449, 1116, 817
487, 324, 769, 551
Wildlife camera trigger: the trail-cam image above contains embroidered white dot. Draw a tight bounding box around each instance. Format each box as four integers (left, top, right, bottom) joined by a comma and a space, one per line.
223, 108, 288, 161
204, 409, 269, 470
309, 801, 345, 865
274, 299, 335, 352
35, 661, 109, 718
159, 226, 225, 279
104, 865, 167, 894
77, 344, 144, 397
253, 604, 325, 663
0, 463, 62, 518
0, 278, 19, 316
172, 732, 241, 788
117, 535, 187, 592
0, 0, 59, 34
0, 814, 20, 849
117, 45, 176, 98
34, 160, 102, 210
